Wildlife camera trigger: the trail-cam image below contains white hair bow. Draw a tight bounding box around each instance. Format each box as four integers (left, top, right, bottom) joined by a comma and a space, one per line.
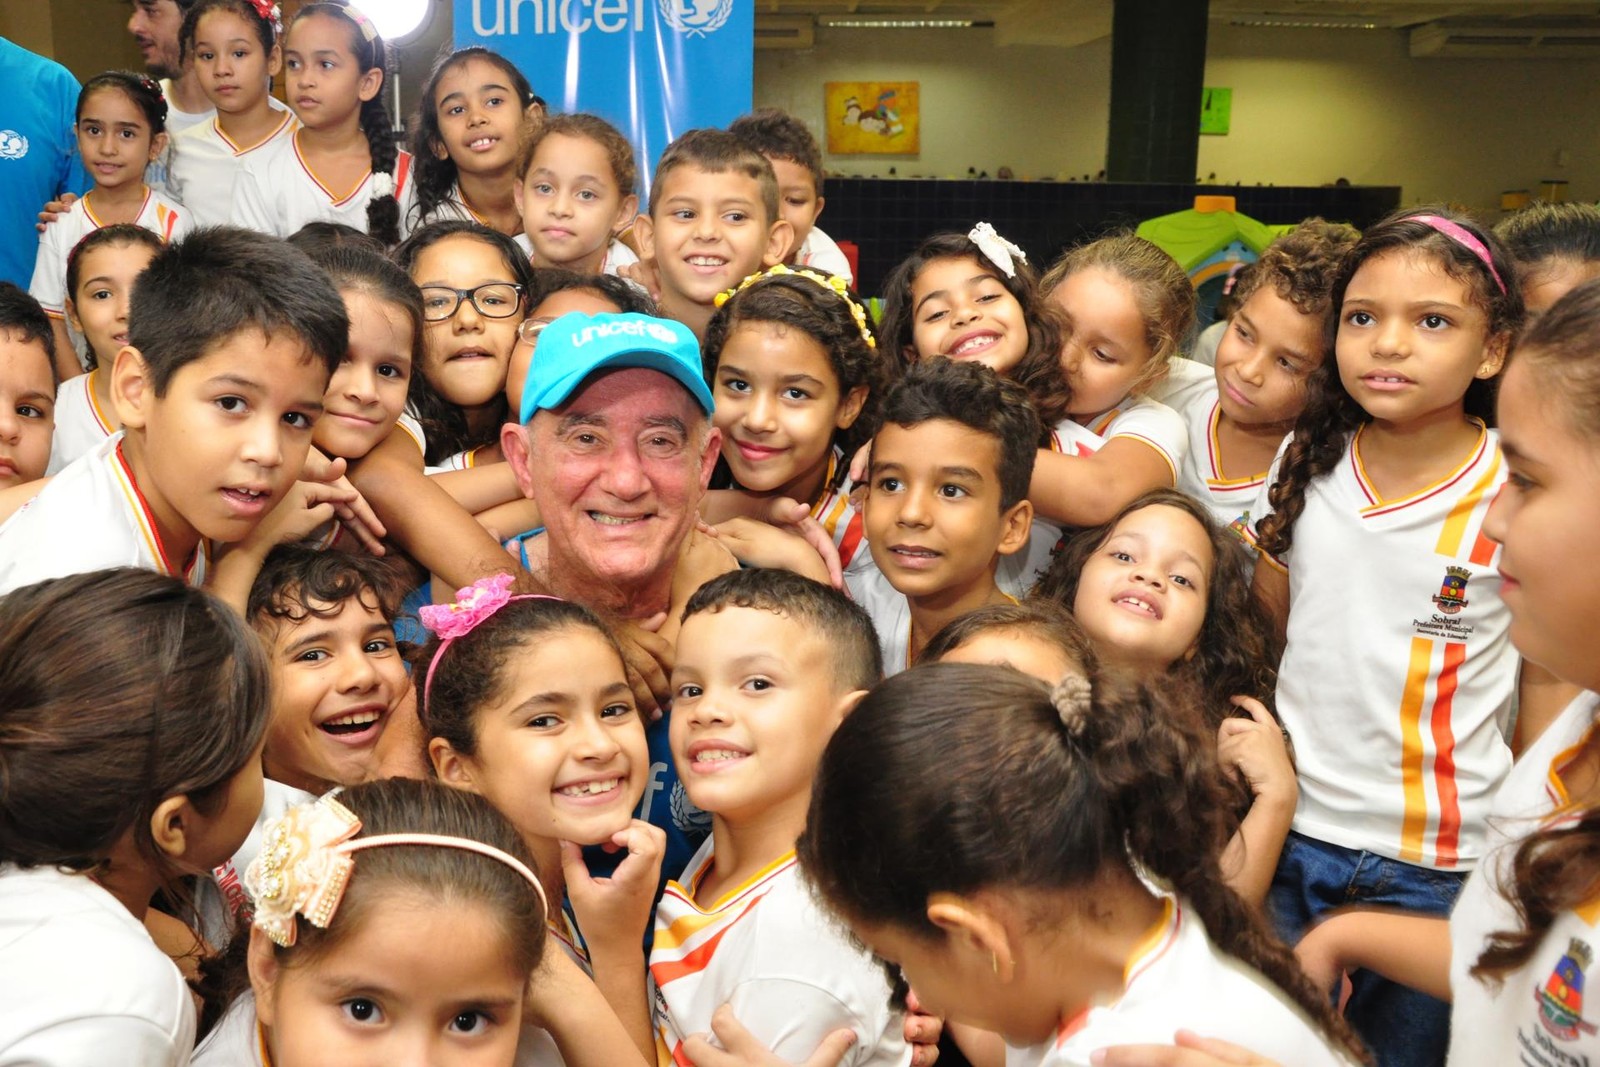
968, 222, 1026, 279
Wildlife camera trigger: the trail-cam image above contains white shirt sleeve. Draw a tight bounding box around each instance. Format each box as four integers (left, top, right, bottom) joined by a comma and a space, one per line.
2, 1017, 191, 1067
28, 222, 68, 316
1101, 397, 1189, 482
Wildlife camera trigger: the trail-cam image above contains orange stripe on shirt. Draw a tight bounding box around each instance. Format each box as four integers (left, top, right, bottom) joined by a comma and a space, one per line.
1434, 450, 1501, 557
1398, 636, 1435, 863
650, 898, 758, 986
1430, 641, 1467, 867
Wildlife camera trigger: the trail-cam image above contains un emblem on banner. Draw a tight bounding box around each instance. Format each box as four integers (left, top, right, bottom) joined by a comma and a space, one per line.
659, 0, 733, 36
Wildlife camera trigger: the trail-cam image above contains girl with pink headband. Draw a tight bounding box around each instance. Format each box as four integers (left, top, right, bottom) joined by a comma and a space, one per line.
193, 776, 646, 1066
1239, 206, 1525, 1067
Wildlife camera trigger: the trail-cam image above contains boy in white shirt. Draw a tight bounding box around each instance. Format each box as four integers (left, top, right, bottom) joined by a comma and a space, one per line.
729, 107, 854, 286
845, 358, 1036, 672
655, 567, 910, 1067
0, 227, 350, 597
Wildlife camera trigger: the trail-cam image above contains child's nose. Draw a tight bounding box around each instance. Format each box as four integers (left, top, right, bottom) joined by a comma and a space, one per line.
745, 392, 778, 431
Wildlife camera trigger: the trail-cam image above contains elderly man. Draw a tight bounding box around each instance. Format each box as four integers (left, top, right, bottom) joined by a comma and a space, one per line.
501, 311, 832, 642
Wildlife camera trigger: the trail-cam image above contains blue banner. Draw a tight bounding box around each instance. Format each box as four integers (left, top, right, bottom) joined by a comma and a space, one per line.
455, 0, 754, 197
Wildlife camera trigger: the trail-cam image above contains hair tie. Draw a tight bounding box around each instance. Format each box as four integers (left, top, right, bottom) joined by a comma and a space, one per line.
714, 263, 876, 350
968, 221, 1027, 279
244, 792, 548, 947
368, 171, 396, 200
248, 0, 284, 37
1409, 214, 1506, 295
418, 574, 560, 707
1051, 674, 1093, 738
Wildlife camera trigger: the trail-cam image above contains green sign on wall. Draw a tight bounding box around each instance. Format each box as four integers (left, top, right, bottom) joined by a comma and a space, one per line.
1201, 87, 1232, 135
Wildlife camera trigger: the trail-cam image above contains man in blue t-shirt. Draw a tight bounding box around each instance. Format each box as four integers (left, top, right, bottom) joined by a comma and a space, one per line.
0, 38, 88, 290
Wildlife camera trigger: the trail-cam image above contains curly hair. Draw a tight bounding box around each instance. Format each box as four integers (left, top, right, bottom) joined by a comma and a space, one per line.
1033, 488, 1281, 721
1041, 233, 1196, 397
515, 112, 636, 195
1253, 206, 1523, 559
1231, 218, 1360, 320
702, 268, 883, 488
409, 46, 536, 230
289, 3, 401, 245
1472, 277, 1600, 986
878, 230, 1071, 430
799, 663, 1370, 1065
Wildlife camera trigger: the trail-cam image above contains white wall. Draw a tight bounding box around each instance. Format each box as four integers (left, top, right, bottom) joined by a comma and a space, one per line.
754, 22, 1600, 214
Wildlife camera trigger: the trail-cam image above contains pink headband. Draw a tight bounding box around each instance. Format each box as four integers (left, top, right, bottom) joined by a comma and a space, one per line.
245, 792, 549, 947
418, 573, 559, 707
1410, 214, 1506, 295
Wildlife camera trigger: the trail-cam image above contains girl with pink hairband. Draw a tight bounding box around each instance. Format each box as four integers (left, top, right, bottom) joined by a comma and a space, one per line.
192, 776, 651, 1066
1239, 207, 1528, 1067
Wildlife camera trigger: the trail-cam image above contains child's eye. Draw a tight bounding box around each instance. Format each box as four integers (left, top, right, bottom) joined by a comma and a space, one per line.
874, 476, 903, 493
216, 395, 246, 413
723, 211, 748, 223
446, 104, 465, 117
377, 363, 406, 380
920, 307, 948, 325
363, 638, 394, 654
485, 94, 507, 107
1506, 470, 1535, 492
232, 49, 249, 59
88, 287, 113, 301
1093, 349, 1117, 364
671, 209, 696, 221
283, 411, 313, 430
601, 701, 635, 719
341, 998, 382, 1024
717, 376, 750, 394
197, 50, 214, 60
1275, 356, 1299, 373
295, 648, 329, 663
1171, 573, 1196, 589
1347, 310, 1374, 328
781, 387, 811, 401
533, 182, 554, 196
742, 677, 773, 692
577, 189, 599, 202
450, 1010, 491, 1034
525, 714, 559, 729
1420, 313, 1449, 330
938, 483, 969, 499
18, 404, 47, 419
674, 683, 703, 701
977, 291, 1003, 304
1111, 550, 1134, 563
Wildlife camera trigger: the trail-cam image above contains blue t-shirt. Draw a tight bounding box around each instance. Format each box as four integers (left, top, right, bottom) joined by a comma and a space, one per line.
0, 37, 89, 289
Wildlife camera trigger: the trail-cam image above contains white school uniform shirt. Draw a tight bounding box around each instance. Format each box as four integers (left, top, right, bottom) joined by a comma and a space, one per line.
159, 79, 215, 135
28, 188, 189, 323
846, 557, 914, 675
512, 232, 640, 277
1447, 691, 1600, 1066
1243, 425, 1515, 870
230, 131, 416, 240
809, 448, 870, 571
45, 367, 116, 474
167, 102, 296, 228
1004, 896, 1352, 1067
1177, 387, 1279, 529
0, 433, 209, 595
651, 839, 911, 1067
796, 225, 854, 287
0, 864, 196, 1066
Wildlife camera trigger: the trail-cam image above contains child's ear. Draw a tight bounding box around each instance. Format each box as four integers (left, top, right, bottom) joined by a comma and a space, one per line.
64, 297, 82, 336
110, 345, 153, 430
813, 194, 826, 221
926, 892, 1017, 982
266, 44, 283, 78
429, 737, 479, 791
761, 218, 795, 268
147, 793, 197, 863
148, 131, 169, 165
834, 688, 869, 723
357, 65, 383, 104
431, 136, 450, 162
247, 926, 283, 1026
835, 385, 869, 431
613, 194, 640, 237
512, 177, 525, 214
632, 212, 655, 260
1477, 330, 1511, 379
996, 498, 1033, 557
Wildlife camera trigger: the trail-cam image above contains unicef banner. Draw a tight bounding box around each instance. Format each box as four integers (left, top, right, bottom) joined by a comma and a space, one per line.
457, 0, 753, 193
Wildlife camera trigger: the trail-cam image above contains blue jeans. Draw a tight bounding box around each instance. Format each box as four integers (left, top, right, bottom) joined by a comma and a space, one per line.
1269, 831, 1466, 1067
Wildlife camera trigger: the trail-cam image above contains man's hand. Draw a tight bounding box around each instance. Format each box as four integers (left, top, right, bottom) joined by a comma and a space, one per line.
36, 192, 77, 232
616, 613, 672, 717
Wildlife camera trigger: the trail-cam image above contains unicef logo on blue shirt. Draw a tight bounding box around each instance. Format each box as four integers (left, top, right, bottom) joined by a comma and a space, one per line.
659, 0, 733, 36
0, 131, 28, 160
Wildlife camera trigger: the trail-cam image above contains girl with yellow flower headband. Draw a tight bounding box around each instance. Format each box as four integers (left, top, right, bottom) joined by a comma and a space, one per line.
700, 264, 885, 572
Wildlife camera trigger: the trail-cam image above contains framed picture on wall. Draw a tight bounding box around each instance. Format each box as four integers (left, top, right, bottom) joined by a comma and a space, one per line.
824, 81, 919, 155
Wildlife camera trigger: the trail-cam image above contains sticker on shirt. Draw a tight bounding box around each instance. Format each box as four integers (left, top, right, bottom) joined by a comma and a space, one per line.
1413, 565, 1478, 642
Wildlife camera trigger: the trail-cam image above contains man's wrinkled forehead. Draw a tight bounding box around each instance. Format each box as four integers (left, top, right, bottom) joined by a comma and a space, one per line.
534, 366, 705, 431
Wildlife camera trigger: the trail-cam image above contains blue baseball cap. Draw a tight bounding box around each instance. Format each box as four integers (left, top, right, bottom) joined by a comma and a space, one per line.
518, 312, 714, 424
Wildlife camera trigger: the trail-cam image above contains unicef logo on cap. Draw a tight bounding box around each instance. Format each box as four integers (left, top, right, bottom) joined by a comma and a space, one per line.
659, 0, 733, 36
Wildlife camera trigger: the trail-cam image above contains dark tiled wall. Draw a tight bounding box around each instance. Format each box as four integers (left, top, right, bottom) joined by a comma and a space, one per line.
821, 179, 1402, 297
